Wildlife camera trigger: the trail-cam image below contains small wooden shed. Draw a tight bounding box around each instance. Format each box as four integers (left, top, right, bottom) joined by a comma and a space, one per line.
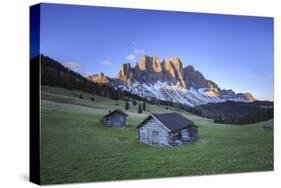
103, 110, 128, 127
136, 112, 198, 146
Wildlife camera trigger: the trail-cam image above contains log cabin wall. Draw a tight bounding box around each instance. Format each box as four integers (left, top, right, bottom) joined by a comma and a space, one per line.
104, 112, 126, 127
138, 117, 170, 146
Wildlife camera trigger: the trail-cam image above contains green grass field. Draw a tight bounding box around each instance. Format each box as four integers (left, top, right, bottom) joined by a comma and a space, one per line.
40, 86, 273, 184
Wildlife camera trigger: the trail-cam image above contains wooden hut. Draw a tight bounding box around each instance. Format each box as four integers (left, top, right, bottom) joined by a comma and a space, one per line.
136, 112, 198, 146
103, 110, 128, 127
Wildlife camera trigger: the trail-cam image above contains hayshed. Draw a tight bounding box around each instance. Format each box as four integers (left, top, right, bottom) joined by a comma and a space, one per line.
103, 110, 128, 127
136, 112, 198, 146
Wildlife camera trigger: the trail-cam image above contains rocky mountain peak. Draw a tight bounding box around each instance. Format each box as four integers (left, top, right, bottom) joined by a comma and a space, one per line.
139, 55, 162, 73
243, 92, 256, 102
116, 63, 134, 84
163, 56, 183, 73
162, 57, 183, 77
185, 65, 195, 72
221, 89, 235, 96
167, 56, 183, 70
183, 65, 208, 89
161, 57, 186, 88
87, 72, 110, 84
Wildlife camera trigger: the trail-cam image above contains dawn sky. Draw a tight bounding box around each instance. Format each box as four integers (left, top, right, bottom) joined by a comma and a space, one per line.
39, 3, 274, 101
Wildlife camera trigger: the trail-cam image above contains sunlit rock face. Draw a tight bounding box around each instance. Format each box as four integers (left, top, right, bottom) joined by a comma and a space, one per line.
139, 55, 162, 73
137, 55, 163, 83
242, 92, 256, 102
162, 56, 186, 88
88, 55, 255, 106
116, 63, 134, 84
87, 73, 110, 84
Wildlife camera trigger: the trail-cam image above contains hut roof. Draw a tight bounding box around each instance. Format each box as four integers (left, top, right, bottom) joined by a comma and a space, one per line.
104, 110, 128, 118
137, 112, 194, 132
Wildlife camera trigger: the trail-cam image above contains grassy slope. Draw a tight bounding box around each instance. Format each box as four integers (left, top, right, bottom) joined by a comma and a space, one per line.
40, 86, 273, 184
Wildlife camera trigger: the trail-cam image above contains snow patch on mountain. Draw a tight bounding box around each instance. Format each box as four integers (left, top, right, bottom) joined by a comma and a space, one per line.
113, 81, 251, 107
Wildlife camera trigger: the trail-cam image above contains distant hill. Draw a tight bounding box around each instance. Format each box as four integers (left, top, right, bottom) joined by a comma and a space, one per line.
195, 101, 273, 124
37, 54, 125, 100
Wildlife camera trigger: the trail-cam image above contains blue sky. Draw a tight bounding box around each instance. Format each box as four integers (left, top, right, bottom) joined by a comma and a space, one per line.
39, 3, 274, 101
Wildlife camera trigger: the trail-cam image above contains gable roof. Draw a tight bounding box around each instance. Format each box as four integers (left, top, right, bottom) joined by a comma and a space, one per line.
104, 110, 128, 118
137, 112, 194, 132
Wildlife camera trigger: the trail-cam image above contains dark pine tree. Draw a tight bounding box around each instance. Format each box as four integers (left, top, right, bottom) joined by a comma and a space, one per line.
143, 102, 146, 111
138, 104, 143, 113
125, 101, 129, 110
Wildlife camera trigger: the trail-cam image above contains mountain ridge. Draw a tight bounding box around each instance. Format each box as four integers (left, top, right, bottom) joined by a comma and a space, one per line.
87, 55, 255, 106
